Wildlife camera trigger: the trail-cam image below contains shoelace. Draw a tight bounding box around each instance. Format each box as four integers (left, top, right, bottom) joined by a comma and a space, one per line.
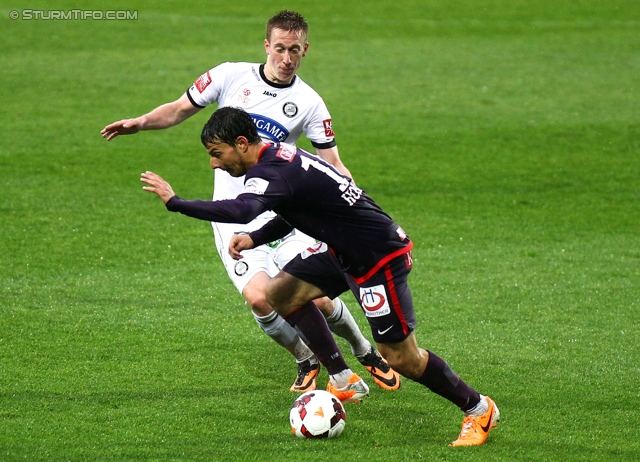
459, 417, 475, 436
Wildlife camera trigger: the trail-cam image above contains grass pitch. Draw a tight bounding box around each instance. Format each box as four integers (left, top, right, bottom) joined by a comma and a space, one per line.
1, 1, 639, 460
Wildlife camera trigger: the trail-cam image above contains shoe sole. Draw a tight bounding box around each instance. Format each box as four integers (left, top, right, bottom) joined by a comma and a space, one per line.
490, 401, 500, 428
339, 390, 369, 404
290, 382, 317, 393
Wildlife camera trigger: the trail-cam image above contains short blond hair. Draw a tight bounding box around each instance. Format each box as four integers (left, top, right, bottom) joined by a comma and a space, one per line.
266, 10, 309, 43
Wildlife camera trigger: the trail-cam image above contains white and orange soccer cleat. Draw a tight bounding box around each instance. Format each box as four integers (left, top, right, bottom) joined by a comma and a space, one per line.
326, 373, 369, 404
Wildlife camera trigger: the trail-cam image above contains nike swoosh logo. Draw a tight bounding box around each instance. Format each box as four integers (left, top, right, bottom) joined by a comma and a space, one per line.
481, 406, 495, 433
377, 326, 393, 335
368, 369, 398, 388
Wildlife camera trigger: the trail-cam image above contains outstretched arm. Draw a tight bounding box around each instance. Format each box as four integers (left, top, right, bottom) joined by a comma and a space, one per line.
101, 93, 201, 140
140, 171, 268, 223
140, 171, 176, 204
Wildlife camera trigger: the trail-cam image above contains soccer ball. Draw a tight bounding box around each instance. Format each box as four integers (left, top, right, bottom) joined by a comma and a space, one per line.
290, 390, 346, 439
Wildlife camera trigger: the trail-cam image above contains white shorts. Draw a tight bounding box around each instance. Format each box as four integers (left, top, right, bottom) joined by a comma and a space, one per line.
212, 220, 317, 294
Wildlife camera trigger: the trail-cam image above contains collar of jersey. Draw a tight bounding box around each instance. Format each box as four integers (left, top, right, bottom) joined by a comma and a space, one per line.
257, 142, 273, 162
259, 64, 297, 89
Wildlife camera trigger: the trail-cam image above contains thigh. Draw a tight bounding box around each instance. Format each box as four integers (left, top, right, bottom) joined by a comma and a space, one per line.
280, 243, 350, 300
347, 252, 417, 344
267, 271, 327, 316
212, 222, 279, 294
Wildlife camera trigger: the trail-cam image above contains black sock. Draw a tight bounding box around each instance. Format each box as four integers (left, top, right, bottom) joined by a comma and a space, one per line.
284, 301, 349, 375
417, 350, 480, 412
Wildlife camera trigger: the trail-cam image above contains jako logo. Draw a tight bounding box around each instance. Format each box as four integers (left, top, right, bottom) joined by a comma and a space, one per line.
263, 91, 277, 97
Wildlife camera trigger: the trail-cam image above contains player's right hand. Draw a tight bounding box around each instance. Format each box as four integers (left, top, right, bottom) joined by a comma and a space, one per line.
101, 118, 141, 140
229, 234, 255, 260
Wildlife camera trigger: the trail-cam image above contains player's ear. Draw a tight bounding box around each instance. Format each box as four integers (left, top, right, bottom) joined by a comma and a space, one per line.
236, 136, 250, 152
302, 42, 309, 57
264, 39, 270, 54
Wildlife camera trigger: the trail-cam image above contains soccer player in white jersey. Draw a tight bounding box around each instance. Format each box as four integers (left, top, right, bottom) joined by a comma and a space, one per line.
101, 10, 400, 393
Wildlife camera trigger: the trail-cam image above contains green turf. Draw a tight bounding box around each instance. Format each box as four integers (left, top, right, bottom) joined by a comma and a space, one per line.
1, 1, 639, 460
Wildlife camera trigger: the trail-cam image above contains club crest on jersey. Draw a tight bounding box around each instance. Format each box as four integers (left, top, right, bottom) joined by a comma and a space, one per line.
276, 144, 296, 162
242, 177, 269, 195
360, 285, 391, 318
234, 261, 249, 276
194, 72, 212, 93
282, 102, 298, 118
301, 242, 328, 259
323, 119, 335, 137
249, 113, 290, 142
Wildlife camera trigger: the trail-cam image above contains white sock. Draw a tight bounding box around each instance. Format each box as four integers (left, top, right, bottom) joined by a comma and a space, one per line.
329, 368, 355, 388
253, 311, 314, 362
465, 395, 488, 416
325, 298, 371, 358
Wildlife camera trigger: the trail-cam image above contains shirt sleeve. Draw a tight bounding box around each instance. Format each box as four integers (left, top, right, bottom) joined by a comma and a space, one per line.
238, 163, 291, 210
165, 195, 268, 223
186, 62, 229, 108
302, 92, 337, 150
248, 216, 294, 246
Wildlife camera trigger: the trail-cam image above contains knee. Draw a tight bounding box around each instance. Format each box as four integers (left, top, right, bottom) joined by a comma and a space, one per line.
314, 297, 334, 317
264, 278, 284, 312
243, 287, 272, 317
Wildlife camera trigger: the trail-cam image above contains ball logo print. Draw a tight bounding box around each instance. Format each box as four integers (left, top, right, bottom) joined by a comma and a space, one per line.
237, 88, 252, 104
359, 285, 391, 317
290, 390, 346, 439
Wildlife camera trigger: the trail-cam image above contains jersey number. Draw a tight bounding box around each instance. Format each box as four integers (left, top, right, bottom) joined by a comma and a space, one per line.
300, 156, 362, 205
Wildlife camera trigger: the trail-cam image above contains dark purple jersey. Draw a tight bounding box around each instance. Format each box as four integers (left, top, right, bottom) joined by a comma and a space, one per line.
166, 143, 412, 280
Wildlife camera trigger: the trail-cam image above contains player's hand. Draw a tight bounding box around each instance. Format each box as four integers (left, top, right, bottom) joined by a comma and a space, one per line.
229, 234, 255, 260
140, 171, 176, 204
101, 118, 142, 140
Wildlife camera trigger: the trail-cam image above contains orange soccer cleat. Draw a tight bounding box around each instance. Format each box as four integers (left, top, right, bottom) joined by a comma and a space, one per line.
290, 359, 320, 393
358, 347, 401, 391
450, 396, 500, 447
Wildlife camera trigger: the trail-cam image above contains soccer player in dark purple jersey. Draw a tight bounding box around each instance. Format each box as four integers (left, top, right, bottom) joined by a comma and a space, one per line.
141, 107, 500, 447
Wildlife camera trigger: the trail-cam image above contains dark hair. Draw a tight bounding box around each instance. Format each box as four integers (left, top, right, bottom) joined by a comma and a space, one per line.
201, 107, 261, 147
266, 10, 308, 43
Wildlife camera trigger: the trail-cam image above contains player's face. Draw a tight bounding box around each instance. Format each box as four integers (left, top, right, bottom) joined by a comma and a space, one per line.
264, 28, 308, 85
205, 141, 247, 177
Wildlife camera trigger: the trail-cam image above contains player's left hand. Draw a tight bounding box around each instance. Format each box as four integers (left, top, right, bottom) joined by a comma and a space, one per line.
229, 234, 255, 260
141, 171, 176, 204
